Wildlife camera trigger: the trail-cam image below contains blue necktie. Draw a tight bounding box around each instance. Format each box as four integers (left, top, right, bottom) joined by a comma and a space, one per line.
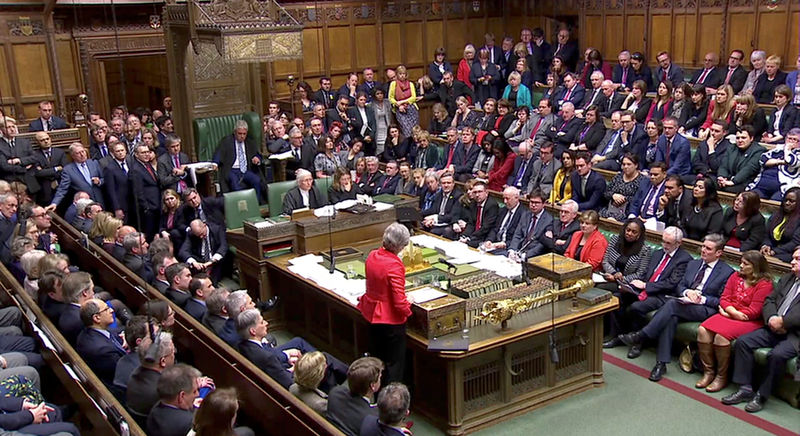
603, 131, 621, 156
236, 142, 247, 174
514, 159, 528, 187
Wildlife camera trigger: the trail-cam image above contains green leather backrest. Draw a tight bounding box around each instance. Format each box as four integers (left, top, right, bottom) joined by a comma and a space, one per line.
192, 111, 262, 163
267, 180, 297, 217
531, 91, 543, 107
223, 188, 260, 230
315, 178, 332, 204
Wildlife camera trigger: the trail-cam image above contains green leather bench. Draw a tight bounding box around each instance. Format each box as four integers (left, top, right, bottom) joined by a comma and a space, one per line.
192, 111, 262, 163
266, 178, 334, 218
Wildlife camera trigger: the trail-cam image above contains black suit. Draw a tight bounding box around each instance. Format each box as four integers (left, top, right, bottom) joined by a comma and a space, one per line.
628, 248, 693, 327
326, 384, 378, 436
238, 339, 293, 388
126, 367, 160, 417
0, 136, 38, 191
721, 207, 767, 252
570, 170, 607, 211
33, 147, 67, 205
549, 40, 579, 71
128, 160, 161, 240
612, 65, 635, 90
720, 65, 747, 94
546, 116, 583, 158
347, 106, 377, 141
178, 222, 228, 283
75, 327, 126, 385
313, 88, 337, 109
690, 66, 723, 89
284, 143, 317, 180
658, 191, 692, 229
506, 156, 535, 190
373, 174, 401, 196
437, 81, 475, 116
509, 210, 554, 258
689, 138, 731, 183
732, 273, 800, 398
421, 189, 462, 237
599, 92, 626, 119
486, 205, 526, 248
463, 197, 499, 247
214, 134, 263, 196
146, 402, 193, 436
103, 158, 132, 219
175, 197, 225, 231
577, 121, 606, 153
282, 186, 324, 215
544, 219, 580, 255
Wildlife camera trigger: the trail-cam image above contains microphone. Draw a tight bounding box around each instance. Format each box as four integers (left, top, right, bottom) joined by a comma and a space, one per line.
438, 258, 457, 270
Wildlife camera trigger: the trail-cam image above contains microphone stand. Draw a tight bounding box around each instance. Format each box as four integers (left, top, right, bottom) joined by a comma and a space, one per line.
327, 207, 336, 274
548, 252, 559, 363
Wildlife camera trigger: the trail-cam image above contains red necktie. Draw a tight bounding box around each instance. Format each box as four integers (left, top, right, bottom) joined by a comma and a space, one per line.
662, 70, 667, 81
698, 69, 710, 84
446, 146, 456, 167
475, 205, 483, 231
724, 68, 734, 84
649, 254, 671, 282
530, 118, 543, 139
145, 163, 156, 181
564, 87, 572, 102
621, 68, 628, 84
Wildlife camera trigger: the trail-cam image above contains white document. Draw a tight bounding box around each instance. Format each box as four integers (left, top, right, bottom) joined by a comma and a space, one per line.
269, 150, 294, 160
643, 217, 665, 232
407, 287, 447, 304
314, 205, 336, 217
372, 202, 394, 212
592, 272, 607, 283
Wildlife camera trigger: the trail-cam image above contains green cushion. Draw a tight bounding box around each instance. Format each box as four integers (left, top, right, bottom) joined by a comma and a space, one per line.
192, 111, 262, 163
314, 177, 333, 205
675, 321, 702, 344
755, 348, 798, 375
267, 180, 297, 217
531, 91, 543, 107
223, 188, 260, 230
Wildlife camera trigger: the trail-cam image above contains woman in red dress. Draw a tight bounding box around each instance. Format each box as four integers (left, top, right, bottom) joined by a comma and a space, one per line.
696, 250, 773, 392
486, 139, 517, 192
358, 222, 413, 385
564, 210, 609, 272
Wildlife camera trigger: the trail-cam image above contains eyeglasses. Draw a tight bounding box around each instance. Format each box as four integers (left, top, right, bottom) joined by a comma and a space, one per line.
94, 306, 112, 316
729, 56, 743, 61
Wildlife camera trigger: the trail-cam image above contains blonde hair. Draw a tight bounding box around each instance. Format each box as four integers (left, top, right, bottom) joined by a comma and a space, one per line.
765, 55, 781, 68
293, 351, 327, 390
712, 84, 736, 121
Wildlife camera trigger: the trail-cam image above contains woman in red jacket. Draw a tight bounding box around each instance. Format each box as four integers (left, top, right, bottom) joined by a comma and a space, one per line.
487, 139, 517, 191
564, 210, 608, 271
358, 222, 413, 384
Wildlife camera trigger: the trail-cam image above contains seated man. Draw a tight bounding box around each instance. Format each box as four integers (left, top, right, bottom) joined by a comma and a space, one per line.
127, 331, 176, 418
58, 271, 95, 344
214, 120, 263, 201
122, 232, 154, 284
151, 251, 176, 294
178, 219, 227, 284
459, 181, 498, 248
358, 157, 383, 196
655, 117, 691, 177
373, 161, 401, 196
480, 187, 527, 255
146, 363, 201, 436
508, 189, 553, 259
76, 298, 126, 385
72, 199, 101, 234
112, 315, 150, 391
64, 191, 90, 228
507, 142, 535, 192
656, 174, 691, 228
237, 308, 347, 391
569, 152, 606, 211
38, 270, 66, 320
628, 162, 667, 220
184, 273, 212, 321
327, 356, 382, 436
722, 247, 800, 413
266, 119, 291, 154
420, 173, 462, 237
0, 396, 79, 436
359, 382, 412, 436
541, 199, 580, 255
202, 287, 231, 337
525, 142, 560, 198
619, 234, 734, 382
163, 263, 192, 307
282, 169, 324, 216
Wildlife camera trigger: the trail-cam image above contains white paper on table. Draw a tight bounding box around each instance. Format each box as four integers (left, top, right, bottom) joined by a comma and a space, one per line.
253, 220, 273, 228
288, 253, 323, 266
407, 287, 447, 304
269, 150, 294, 160
592, 272, 607, 283
334, 199, 358, 210
314, 205, 336, 217
643, 217, 665, 232
372, 202, 393, 212
356, 194, 373, 205
184, 162, 217, 185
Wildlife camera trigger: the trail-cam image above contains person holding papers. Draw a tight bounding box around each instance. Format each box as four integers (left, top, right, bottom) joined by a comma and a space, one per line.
358, 223, 413, 386
282, 169, 323, 216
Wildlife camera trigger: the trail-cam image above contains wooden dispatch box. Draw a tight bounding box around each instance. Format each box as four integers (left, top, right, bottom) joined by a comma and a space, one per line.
409, 293, 466, 339
528, 253, 591, 289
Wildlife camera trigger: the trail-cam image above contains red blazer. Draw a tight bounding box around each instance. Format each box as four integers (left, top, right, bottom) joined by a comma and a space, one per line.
458, 59, 474, 90
701, 99, 734, 130
487, 152, 517, 191
358, 247, 412, 325
564, 229, 608, 272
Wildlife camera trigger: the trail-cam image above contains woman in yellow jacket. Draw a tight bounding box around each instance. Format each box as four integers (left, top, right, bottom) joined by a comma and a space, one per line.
549, 149, 576, 205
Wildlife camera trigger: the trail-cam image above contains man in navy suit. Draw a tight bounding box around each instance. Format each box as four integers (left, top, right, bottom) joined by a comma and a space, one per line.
156, 134, 192, 194
449, 129, 480, 182
598, 80, 627, 119
508, 189, 554, 259
612, 50, 635, 91
374, 161, 401, 196
689, 52, 723, 91
129, 144, 161, 241
146, 364, 200, 436
179, 219, 228, 284
721, 49, 748, 94
89, 126, 112, 163
620, 234, 734, 381
618, 111, 648, 164
546, 102, 583, 158
359, 383, 412, 436
184, 273, 212, 321
76, 298, 126, 385
607, 227, 692, 354
356, 68, 383, 103
103, 141, 132, 222
59, 272, 95, 345
435, 128, 460, 172
570, 152, 607, 211
237, 308, 347, 391
554, 73, 585, 111
507, 141, 535, 191
47, 142, 105, 212
654, 51, 685, 86
421, 173, 462, 237
655, 117, 692, 176
458, 181, 499, 247
628, 162, 667, 219
32, 131, 67, 206
27, 101, 68, 132
481, 187, 527, 255
214, 120, 263, 201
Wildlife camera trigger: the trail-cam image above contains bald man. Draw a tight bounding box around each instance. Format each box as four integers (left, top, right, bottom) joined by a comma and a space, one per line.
33, 131, 67, 205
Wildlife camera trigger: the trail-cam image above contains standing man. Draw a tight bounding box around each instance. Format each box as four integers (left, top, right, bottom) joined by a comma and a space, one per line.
157, 135, 191, 195
359, 223, 414, 385
357, 68, 383, 102
214, 120, 263, 201
47, 142, 105, 211
129, 144, 161, 241
550, 28, 579, 72
33, 131, 67, 206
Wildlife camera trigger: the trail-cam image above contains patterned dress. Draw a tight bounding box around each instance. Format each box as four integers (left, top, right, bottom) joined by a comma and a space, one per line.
599, 173, 642, 221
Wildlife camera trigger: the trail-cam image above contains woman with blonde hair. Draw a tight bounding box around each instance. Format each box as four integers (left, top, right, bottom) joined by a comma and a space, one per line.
21, 249, 47, 298
159, 188, 182, 242
429, 102, 452, 135
458, 44, 476, 89
753, 55, 787, 104
699, 84, 736, 137
289, 351, 329, 415
99, 216, 123, 255
730, 93, 767, 140
88, 211, 111, 245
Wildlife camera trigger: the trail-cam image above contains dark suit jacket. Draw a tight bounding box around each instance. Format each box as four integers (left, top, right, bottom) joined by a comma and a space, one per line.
156, 151, 192, 192
486, 205, 527, 244
654, 64, 685, 87
326, 384, 378, 436
0, 397, 36, 430
165, 287, 190, 308
555, 84, 585, 109
599, 92, 626, 118
678, 259, 735, 308
51, 159, 105, 208
282, 186, 324, 215
629, 179, 666, 218
0, 137, 37, 187
549, 40, 579, 71
313, 88, 337, 109
570, 170, 607, 211
723, 65, 748, 94
770, 105, 799, 139
463, 197, 499, 245
509, 210, 555, 258
178, 222, 228, 265
612, 65, 635, 89
129, 160, 161, 212
470, 62, 501, 104
284, 143, 317, 180
718, 143, 766, 187
578, 121, 606, 152
690, 66, 723, 89
103, 158, 132, 215
373, 174, 401, 196
203, 314, 228, 338
33, 147, 67, 184
641, 248, 692, 295
347, 106, 377, 140
184, 298, 207, 321
325, 108, 350, 132
421, 189, 462, 226
89, 142, 111, 162
146, 402, 194, 436
126, 367, 160, 416
753, 71, 788, 104
239, 339, 293, 388
659, 191, 693, 228
451, 143, 481, 177
28, 116, 67, 132
123, 253, 155, 284
546, 116, 583, 153
691, 138, 731, 178
578, 87, 607, 111
656, 134, 692, 176
357, 81, 384, 101
214, 134, 262, 192
175, 197, 225, 230
542, 219, 580, 255
76, 327, 126, 385
762, 273, 800, 353
506, 156, 535, 190
58, 303, 83, 344
437, 80, 475, 116
721, 208, 767, 252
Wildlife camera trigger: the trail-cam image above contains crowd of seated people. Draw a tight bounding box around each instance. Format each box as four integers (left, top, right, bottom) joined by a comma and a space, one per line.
2, 26, 800, 427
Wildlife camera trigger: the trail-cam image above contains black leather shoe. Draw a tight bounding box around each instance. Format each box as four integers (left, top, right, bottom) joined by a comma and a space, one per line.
744, 393, 765, 413
603, 337, 623, 348
721, 389, 755, 405
649, 362, 667, 381
257, 296, 280, 312
627, 344, 643, 359
619, 331, 643, 347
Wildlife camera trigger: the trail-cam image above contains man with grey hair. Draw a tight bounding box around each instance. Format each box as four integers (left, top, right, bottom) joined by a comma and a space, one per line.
543, 199, 579, 255
178, 218, 227, 284
122, 231, 154, 284
284, 126, 315, 179
359, 156, 383, 195
360, 382, 412, 434
578, 70, 606, 112
620, 233, 735, 382
282, 168, 322, 215
156, 134, 191, 194
547, 101, 582, 158
216, 290, 254, 347
47, 142, 104, 211
72, 199, 101, 233
0, 193, 18, 263
214, 119, 263, 201
266, 119, 290, 154
127, 329, 176, 417
604, 226, 692, 354
481, 186, 525, 254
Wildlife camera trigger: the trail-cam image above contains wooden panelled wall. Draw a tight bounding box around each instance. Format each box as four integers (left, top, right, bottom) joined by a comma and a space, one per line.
581, 0, 799, 68
0, 13, 82, 122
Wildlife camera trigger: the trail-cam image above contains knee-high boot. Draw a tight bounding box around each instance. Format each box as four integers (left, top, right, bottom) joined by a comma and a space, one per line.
695, 341, 715, 389
706, 344, 730, 392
